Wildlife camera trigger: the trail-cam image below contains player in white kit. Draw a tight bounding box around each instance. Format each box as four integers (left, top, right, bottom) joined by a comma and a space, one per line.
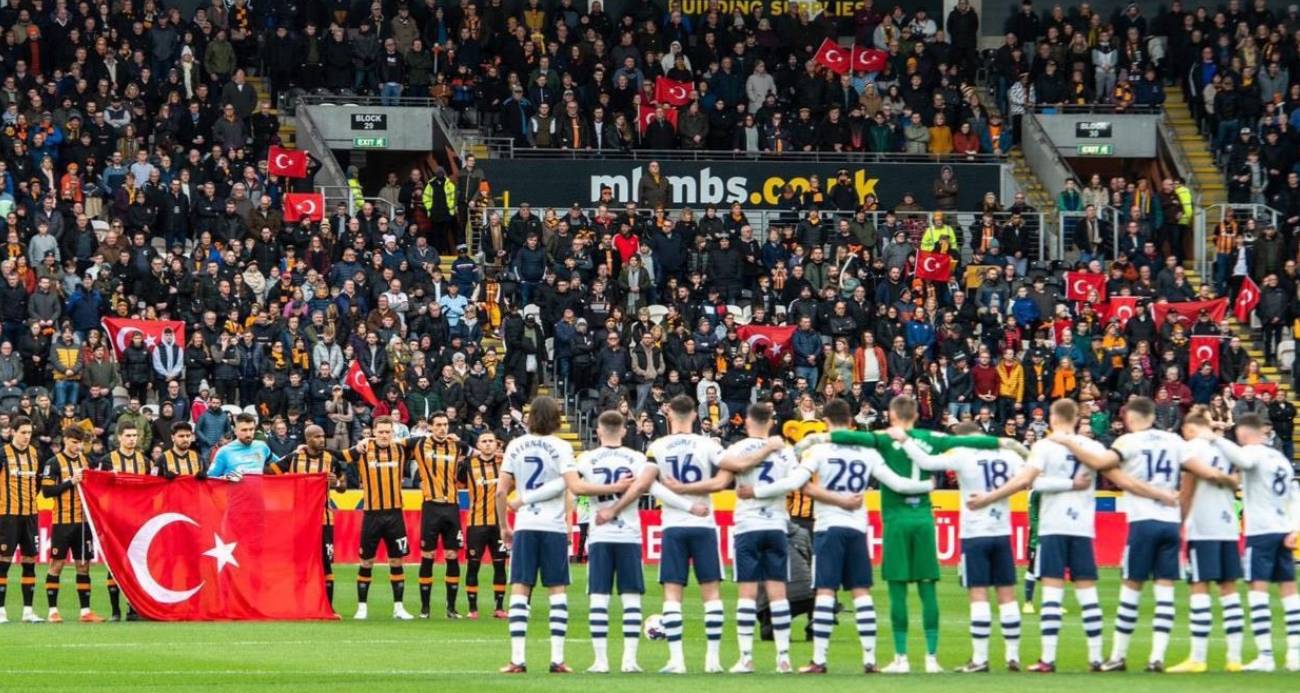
1205, 413, 1300, 672
895, 421, 1027, 672
1054, 396, 1234, 672
738, 398, 931, 674
565, 410, 707, 673
645, 395, 734, 674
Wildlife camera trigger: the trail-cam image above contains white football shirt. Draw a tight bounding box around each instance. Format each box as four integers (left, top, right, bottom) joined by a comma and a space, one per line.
647, 433, 723, 529
1028, 437, 1102, 538
502, 434, 573, 534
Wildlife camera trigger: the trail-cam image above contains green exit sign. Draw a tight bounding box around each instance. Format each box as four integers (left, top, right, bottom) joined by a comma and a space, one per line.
1077, 144, 1113, 156
354, 137, 389, 148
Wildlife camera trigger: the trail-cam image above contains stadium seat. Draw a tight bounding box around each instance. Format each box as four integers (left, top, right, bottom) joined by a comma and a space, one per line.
646, 305, 668, 324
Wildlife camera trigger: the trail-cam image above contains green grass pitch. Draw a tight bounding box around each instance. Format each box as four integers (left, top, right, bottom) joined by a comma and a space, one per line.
4, 564, 1294, 691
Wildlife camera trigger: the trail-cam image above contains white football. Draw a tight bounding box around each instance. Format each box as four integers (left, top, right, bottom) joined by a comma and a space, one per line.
644, 613, 666, 641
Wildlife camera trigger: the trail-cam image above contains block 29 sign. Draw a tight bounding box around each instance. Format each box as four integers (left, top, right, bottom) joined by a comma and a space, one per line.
350, 113, 388, 131
1075, 121, 1112, 139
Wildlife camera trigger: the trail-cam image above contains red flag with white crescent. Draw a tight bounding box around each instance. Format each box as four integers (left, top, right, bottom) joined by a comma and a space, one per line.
655, 77, 693, 107
1234, 275, 1261, 323
101, 317, 186, 358
638, 105, 678, 134
1065, 271, 1107, 302
914, 250, 953, 282
267, 146, 309, 179
345, 360, 381, 407
79, 471, 333, 621
1102, 296, 1140, 326
813, 38, 850, 75
1189, 335, 1221, 375
737, 325, 796, 365
851, 45, 888, 73
1152, 297, 1228, 326
284, 192, 325, 222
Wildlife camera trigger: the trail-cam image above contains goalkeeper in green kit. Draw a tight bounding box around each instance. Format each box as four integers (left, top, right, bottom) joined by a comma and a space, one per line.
795, 396, 1029, 673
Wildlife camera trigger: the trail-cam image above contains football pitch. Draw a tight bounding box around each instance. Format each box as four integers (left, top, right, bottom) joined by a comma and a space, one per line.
4, 565, 1294, 691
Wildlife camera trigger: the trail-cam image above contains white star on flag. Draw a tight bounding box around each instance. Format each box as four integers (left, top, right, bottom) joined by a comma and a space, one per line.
202, 534, 239, 573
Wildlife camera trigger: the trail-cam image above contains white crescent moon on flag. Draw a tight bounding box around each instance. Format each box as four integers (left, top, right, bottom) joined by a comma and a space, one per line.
922, 256, 940, 273
669, 86, 686, 100
127, 513, 204, 604
115, 326, 142, 353
1072, 279, 1089, 296
273, 153, 291, 170
1196, 345, 1214, 362
298, 198, 318, 216
826, 49, 841, 63
1116, 304, 1133, 320
348, 368, 368, 389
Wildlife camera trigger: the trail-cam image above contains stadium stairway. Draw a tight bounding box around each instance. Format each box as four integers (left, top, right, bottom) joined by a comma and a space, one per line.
973, 88, 1057, 231
246, 75, 297, 149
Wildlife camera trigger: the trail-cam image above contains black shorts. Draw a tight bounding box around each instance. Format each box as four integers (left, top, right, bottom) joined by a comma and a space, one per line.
49, 523, 94, 562
360, 510, 409, 560
0, 514, 38, 558
420, 501, 462, 552
322, 525, 335, 564
466, 525, 504, 561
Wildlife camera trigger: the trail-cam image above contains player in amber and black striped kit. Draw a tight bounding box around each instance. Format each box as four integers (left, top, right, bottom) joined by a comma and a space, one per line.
0, 416, 45, 623
459, 430, 507, 619
157, 422, 206, 478
411, 413, 465, 619
40, 426, 106, 623
100, 420, 150, 620
341, 416, 414, 621
269, 425, 346, 608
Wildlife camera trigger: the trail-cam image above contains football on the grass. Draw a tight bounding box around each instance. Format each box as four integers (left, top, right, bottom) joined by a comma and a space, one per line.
644, 614, 666, 640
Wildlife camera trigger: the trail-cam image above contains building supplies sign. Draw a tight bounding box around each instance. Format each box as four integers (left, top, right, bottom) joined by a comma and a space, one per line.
477, 160, 1001, 210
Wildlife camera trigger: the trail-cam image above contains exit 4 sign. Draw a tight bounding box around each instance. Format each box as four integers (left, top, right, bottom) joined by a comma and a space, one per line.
1077, 144, 1113, 156
354, 137, 389, 148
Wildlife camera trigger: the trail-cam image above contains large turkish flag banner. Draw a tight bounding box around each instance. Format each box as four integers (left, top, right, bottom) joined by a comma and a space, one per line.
80, 471, 333, 621
813, 38, 850, 74
1189, 335, 1221, 375
283, 193, 325, 222
101, 317, 185, 358
737, 325, 796, 366
1065, 271, 1106, 302
914, 250, 953, 282
267, 146, 309, 178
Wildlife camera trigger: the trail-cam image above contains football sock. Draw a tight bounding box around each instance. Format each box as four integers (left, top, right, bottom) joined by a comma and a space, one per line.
549, 593, 568, 663
0, 561, 7, 606
736, 597, 757, 659
855, 594, 878, 666
1023, 570, 1037, 603
622, 593, 642, 667
418, 557, 434, 612
999, 600, 1021, 663
812, 594, 836, 665
322, 545, 334, 605
1249, 590, 1273, 657
704, 599, 724, 662
444, 559, 460, 610
770, 598, 792, 660
465, 557, 480, 612
1040, 585, 1064, 664
969, 601, 991, 665
1282, 593, 1300, 652
589, 593, 610, 665
1221, 592, 1245, 664
19, 563, 34, 607
45, 571, 60, 610
389, 565, 405, 603
1111, 585, 1141, 661
888, 581, 910, 655
75, 572, 90, 611
1077, 586, 1104, 663
663, 600, 684, 664
919, 580, 940, 655
1189, 592, 1213, 662
1151, 584, 1176, 663
491, 560, 506, 610
356, 566, 372, 604
106, 575, 120, 616
508, 594, 529, 664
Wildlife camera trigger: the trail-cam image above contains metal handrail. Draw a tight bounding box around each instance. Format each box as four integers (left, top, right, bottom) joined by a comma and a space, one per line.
295, 94, 440, 108
1030, 104, 1164, 114
486, 146, 1008, 164
1157, 110, 1202, 207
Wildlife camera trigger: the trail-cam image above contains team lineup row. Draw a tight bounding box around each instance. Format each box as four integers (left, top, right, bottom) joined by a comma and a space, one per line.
494, 394, 1300, 675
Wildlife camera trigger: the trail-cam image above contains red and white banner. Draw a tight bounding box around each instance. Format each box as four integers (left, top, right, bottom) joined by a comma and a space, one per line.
1235, 276, 1261, 323
1189, 335, 1221, 375
1231, 383, 1279, 399
1101, 296, 1140, 326
267, 146, 309, 178
345, 361, 380, 407
1152, 297, 1228, 326
638, 105, 678, 134
80, 472, 333, 621
737, 325, 797, 365
813, 38, 850, 74
915, 250, 953, 282
1065, 271, 1106, 302
101, 318, 185, 358
654, 77, 692, 107
283, 193, 325, 222
851, 46, 888, 73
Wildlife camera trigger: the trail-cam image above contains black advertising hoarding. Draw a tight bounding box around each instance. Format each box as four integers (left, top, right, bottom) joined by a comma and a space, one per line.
476, 159, 1000, 210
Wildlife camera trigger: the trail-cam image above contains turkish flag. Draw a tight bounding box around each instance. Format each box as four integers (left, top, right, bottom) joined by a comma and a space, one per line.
267, 146, 309, 178
1065, 271, 1107, 302
638, 105, 678, 134
737, 325, 796, 365
284, 192, 325, 222
345, 360, 380, 407
1189, 335, 1221, 375
1152, 298, 1228, 326
851, 46, 888, 73
915, 250, 953, 282
655, 77, 693, 107
102, 317, 186, 358
813, 38, 850, 75
1232, 383, 1279, 398
79, 471, 333, 621
1235, 275, 1261, 323
1101, 296, 1140, 326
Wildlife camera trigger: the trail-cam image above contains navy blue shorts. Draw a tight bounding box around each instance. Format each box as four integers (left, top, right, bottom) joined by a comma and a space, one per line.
1186, 539, 1243, 583
961, 535, 1017, 588
588, 542, 644, 594
733, 529, 789, 583
813, 527, 873, 590
509, 530, 570, 587
1036, 535, 1098, 581
658, 527, 722, 585
1124, 520, 1182, 582
1246, 533, 1297, 584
